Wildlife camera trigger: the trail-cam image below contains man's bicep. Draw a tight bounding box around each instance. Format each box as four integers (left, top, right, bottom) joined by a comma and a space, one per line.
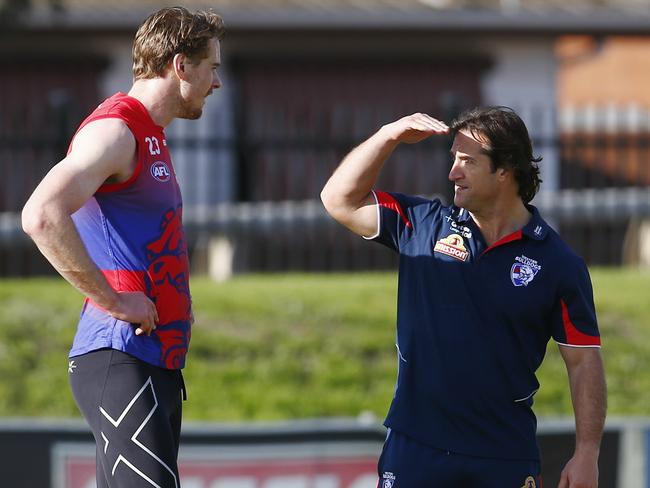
26, 158, 107, 215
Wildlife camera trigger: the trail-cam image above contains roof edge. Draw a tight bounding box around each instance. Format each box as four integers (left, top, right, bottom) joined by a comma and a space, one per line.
9, 7, 650, 35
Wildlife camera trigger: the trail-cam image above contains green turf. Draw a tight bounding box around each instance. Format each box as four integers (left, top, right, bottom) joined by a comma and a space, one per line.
0, 268, 647, 420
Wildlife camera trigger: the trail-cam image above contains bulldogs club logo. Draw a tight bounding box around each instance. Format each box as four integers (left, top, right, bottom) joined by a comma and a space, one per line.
151, 161, 171, 182
381, 472, 396, 488
511, 255, 542, 287
521, 476, 537, 488
145, 207, 191, 368
434, 233, 469, 262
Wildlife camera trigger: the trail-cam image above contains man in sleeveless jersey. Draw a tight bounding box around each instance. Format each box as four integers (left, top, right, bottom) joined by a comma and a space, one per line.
321, 108, 606, 488
22, 7, 224, 487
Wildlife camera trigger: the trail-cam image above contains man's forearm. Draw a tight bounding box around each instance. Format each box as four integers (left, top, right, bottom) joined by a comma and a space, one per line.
24, 210, 119, 310
570, 351, 607, 455
321, 126, 398, 208
321, 113, 447, 236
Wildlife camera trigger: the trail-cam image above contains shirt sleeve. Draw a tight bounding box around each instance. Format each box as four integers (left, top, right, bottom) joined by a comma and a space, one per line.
551, 256, 601, 347
365, 190, 431, 252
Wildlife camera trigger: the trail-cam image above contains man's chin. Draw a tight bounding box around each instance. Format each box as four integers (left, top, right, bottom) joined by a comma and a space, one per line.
178, 102, 203, 120
179, 110, 202, 120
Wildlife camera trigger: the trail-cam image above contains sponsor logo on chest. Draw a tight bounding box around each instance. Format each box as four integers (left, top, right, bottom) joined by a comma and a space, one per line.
445, 215, 472, 238
511, 255, 542, 287
151, 161, 172, 182
434, 233, 469, 261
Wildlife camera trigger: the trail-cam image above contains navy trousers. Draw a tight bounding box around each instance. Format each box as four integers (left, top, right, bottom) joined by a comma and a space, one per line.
377, 429, 542, 488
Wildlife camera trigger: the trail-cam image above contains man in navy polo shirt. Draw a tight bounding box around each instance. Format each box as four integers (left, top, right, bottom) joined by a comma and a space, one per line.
321, 107, 606, 488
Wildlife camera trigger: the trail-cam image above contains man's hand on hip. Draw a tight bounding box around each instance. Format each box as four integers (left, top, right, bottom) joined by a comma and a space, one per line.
109, 291, 159, 336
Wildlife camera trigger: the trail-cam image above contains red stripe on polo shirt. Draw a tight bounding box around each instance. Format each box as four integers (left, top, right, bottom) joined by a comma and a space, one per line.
375, 191, 412, 228
560, 299, 601, 346
482, 230, 523, 255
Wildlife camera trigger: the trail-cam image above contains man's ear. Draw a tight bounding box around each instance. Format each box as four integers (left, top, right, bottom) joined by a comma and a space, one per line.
496, 166, 510, 182
172, 53, 188, 80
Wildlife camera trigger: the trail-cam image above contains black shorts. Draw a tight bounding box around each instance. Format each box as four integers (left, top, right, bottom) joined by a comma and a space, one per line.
69, 348, 185, 488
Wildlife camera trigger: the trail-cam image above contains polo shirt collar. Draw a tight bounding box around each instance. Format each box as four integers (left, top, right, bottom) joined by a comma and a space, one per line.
521, 204, 549, 241
452, 204, 549, 240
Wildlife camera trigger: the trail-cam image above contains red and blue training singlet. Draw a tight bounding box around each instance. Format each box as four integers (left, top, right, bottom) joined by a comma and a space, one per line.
69, 93, 191, 370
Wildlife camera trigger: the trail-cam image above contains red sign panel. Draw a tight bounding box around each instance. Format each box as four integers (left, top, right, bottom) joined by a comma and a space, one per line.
52, 443, 379, 488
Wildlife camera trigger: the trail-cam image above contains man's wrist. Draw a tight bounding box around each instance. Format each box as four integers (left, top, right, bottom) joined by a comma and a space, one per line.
574, 442, 600, 459
101, 289, 122, 315
376, 124, 401, 146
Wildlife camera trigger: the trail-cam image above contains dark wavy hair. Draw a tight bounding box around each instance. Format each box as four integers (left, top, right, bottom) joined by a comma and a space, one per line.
451, 106, 542, 203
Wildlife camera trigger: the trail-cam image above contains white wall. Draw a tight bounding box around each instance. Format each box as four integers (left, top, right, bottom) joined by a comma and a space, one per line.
481, 38, 559, 193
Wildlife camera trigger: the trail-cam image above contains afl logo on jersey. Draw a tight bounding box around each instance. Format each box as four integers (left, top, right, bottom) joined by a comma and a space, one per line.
151, 161, 171, 182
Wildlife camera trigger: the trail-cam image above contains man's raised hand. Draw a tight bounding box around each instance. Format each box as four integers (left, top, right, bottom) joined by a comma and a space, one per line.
381, 113, 449, 145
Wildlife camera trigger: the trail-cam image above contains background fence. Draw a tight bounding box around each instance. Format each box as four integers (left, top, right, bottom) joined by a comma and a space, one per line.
2, 105, 650, 275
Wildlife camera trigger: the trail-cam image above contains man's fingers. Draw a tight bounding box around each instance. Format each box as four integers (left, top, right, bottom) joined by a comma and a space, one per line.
142, 294, 159, 324
135, 315, 156, 336
406, 122, 446, 137
432, 120, 450, 132
151, 301, 159, 323
411, 113, 449, 133
146, 316, 155, 336
557, 471, 569, 488
134, 321, 149, 336
428, 120, 449, 133
115, 292, 158, 336
424, 119, 449, 132
141, 295, 158, 334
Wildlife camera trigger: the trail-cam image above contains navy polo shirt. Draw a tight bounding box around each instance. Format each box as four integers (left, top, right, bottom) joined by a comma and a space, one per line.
368, 191, 600, 461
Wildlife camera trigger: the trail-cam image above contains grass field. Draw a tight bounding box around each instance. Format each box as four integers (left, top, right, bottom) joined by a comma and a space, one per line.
0, 268, 648, 420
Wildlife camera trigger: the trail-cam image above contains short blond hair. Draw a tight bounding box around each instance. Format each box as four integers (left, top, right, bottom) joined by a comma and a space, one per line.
132, 7, 225, 81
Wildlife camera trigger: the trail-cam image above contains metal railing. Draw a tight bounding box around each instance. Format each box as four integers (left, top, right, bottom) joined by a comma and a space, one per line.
4, 186, 649, 276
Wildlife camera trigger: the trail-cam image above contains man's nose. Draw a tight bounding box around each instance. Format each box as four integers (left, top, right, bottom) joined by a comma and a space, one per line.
448, 159, 461, 181
212, 73, 222, 90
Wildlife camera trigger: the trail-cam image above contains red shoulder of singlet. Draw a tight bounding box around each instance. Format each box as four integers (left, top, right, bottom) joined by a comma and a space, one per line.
68, 93, 158, 193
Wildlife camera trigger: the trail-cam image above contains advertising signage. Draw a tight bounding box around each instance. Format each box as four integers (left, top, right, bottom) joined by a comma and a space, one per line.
52, 441, 381, 488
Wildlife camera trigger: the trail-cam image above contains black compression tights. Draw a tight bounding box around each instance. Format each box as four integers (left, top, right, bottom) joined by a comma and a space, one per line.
69, 349, 184, 488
